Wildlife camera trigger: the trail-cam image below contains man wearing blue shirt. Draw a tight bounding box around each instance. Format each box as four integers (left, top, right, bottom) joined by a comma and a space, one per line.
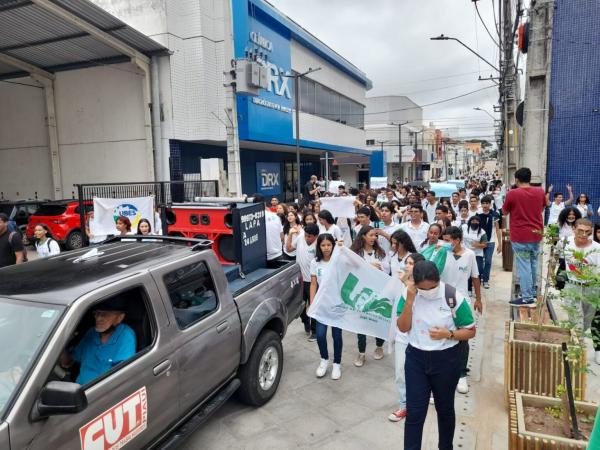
62, 296, 136, 385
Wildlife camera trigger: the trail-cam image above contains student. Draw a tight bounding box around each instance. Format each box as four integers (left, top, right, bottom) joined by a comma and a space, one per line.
311, 233, 342, 380
461, 216, 487, 294
292, 224, 320, 340
557, 207, 581, 240
283, 211, 302, 260
424, 191, 438, 225
452, 201, 471, 227
575, 193, 593, 218
545, 184, 574, 225
397, 261, 476, 450
351, 226, 389, 366
418, 223, 443, 252
318, 210, 343, 241
389, 230, 417, 279
400, 204, 429, 250
115, 216, 133, 236
468, 195, 481, 217
302, 211, 317, 227
388, 252, 425, 422
375, 203, 401, 253
254, 194, 284, 266
136, 218, 154, 236
478, 195, 502, 289
440, 226, 482, 395
34, 224, 60, 258
450, 192, 461, 215
354, 206, 374, 236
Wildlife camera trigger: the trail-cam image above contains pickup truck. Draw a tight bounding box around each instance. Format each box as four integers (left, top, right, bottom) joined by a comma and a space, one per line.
0, 237, 303, 449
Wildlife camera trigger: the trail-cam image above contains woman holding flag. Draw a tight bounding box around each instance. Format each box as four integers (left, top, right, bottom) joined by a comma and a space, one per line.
310, 233, 343, 380
396, 260, 476, 450
351, 226, 390, 367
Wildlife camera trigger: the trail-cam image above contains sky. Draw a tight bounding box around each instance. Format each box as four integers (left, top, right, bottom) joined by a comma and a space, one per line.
268, 0, 507, 143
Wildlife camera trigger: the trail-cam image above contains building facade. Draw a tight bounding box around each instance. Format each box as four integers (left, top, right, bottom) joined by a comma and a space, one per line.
95, 0, 372, 200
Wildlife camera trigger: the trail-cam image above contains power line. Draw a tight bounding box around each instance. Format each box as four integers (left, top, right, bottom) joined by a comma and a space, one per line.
475, 1, 500, 47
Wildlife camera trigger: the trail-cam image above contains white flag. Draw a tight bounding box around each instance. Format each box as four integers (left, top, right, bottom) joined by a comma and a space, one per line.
319, 196, 356, 219
308, 246, 403, 339
92, 197, 155, 236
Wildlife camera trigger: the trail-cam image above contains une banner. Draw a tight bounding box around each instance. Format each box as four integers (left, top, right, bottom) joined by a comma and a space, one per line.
308, 246, 403, 339
92, 197, 154, 236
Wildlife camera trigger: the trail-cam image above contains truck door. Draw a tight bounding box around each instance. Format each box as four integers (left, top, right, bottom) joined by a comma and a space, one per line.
9, 278, 179, 450
151, 254, 241, 415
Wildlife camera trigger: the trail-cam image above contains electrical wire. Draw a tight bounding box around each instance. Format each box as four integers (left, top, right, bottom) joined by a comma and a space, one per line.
475, 2, 500, 48
491, 0, 501, 38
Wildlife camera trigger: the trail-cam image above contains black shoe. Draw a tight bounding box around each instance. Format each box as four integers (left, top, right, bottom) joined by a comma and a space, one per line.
509, 297, 536, 308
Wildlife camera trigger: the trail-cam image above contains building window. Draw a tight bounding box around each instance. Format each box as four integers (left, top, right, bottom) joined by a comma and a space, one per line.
366, 139, 375, 146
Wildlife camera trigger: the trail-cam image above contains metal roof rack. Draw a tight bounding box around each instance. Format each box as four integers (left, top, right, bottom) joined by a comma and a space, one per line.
102, 235, 213, 251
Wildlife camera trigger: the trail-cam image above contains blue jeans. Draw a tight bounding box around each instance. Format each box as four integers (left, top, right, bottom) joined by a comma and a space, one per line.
316, 321, 343, 364
404, 344, 461, 450
511, 242, 540, 301
481, 242, 496, 283
468, 255, 484, 292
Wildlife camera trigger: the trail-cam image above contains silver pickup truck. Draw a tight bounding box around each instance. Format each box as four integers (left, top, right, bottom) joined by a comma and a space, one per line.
0, 238, 303, 449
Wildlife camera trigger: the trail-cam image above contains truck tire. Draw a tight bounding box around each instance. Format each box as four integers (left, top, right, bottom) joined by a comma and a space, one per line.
237, 330, 283, 406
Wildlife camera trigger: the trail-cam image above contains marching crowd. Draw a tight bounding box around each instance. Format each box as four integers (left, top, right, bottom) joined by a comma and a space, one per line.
1, 166, 599, 449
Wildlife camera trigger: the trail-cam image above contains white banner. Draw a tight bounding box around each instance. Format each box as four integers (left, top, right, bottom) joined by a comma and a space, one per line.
319, 196, 356, 219
370, 177, 388, 189
308, 246, 403, 339
328, 180, 345, 193
91, 197, 155, 236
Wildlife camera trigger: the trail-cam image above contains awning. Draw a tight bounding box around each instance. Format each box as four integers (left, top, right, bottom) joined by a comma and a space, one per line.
0, 0, 168, 80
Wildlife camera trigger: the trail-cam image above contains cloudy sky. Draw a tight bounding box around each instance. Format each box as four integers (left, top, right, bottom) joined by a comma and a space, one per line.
269, 0, 506, 142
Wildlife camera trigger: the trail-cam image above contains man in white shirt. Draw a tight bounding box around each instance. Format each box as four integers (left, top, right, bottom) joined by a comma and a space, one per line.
400, 204, 429, 249
559, 219, 600, 364
468, 195, 481, 217
440, 225, 482, 394
291, 223, 320, 339
545, 183, 574, 225
450, 192, 461, 216
254, 194, 283, 266
424, 191, 438, 224
375, 203, 401, 253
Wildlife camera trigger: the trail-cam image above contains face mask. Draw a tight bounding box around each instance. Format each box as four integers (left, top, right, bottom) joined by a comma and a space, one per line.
441, 241, 453, 251
418, 285, 440, 300
567, 218, 575, 223
470, 223, 480, 230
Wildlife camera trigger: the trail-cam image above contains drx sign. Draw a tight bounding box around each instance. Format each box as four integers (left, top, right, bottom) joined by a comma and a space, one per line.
256, 162, 282, 195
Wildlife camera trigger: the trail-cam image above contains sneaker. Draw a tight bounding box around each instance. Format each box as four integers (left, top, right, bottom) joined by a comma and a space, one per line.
374, 346, 384, 360
388, 409, 407, 422
315, 359, 328, 378
354, 353, 366, 367
331, 363, 341, 380
483, 281, 490, 289
429, 394, 435, 405
307, 332, 317, 342
456, 377, 469, 394
595, 351, 600, 365
509, 297, 536, 308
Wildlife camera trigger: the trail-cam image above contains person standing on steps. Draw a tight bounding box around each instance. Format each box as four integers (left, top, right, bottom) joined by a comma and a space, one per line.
502, 167, 547, 308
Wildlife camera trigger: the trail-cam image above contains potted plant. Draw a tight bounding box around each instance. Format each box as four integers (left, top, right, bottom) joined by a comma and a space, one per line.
508, 391, 597, 449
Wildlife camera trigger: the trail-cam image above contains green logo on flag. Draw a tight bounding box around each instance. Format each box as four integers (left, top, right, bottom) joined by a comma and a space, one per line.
340, 273, 392, 319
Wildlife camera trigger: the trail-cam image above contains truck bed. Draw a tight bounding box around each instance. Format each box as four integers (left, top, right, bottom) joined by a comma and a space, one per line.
222, 260, 296, 297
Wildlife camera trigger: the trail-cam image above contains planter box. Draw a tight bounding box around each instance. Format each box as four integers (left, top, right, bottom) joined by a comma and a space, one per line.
504, 321, 586, 404
509, 391, 597, 449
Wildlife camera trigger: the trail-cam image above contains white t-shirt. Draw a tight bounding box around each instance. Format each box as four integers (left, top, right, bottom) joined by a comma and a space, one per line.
35, 238, 61, 258
576, 204, 592, 217
400, 221, 429, 250
265, 210, 283, 261
461, 225, 488, 257
310, 257, 331, 286
360, 249, 391, 274
441, 247, 480, 296
450, 202, 461, 216
424, 201, 438, 224
561, 237, 600, 283
559, 223, 575, 239
378, 222, 401, 253
389, 252, 409, 278
283, 232, 299, 257
295, 231, 317, 280
319, 223, 343, 241
548, 201, 565, 225
452, 217, 470, 228
396, 281, 475, 351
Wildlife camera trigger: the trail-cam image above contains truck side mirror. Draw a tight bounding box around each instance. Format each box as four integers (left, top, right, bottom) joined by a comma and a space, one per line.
37, 381, 87, 417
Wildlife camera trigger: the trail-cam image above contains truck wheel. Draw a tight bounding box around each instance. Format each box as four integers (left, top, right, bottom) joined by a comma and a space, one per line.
66, 230, 83, 250
237, 330, 283, 406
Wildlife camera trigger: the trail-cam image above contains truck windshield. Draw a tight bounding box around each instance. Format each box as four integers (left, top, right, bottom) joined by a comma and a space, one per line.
0, 298, 62, 416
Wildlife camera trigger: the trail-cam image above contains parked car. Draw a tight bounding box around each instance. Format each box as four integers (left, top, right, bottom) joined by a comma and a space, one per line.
0, 200, 43, 240
25, 200, 92, 250
0, 237, 303, 449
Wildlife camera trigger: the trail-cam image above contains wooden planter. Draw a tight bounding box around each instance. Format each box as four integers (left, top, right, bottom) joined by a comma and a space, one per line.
504, 321, 586, 404
509, 392, 597, 449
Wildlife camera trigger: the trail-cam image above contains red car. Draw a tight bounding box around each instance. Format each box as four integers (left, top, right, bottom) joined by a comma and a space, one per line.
26, 200, 92, 250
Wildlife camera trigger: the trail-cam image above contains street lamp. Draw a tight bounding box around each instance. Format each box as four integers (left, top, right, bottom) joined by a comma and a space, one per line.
473, 107, 496, 120
430, 34, 499, 72
390, 121, 410, 183
280, 67, 321, 201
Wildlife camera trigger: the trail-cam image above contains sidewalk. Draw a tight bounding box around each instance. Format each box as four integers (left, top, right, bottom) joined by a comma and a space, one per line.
184, 253, 518, 449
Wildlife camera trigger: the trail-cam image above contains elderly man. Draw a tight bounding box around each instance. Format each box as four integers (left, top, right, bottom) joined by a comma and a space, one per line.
62, 296, 136, 385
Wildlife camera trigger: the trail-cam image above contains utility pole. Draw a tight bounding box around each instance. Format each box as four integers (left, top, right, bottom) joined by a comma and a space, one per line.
521, 0, 554, 182
390, 121, 409, 183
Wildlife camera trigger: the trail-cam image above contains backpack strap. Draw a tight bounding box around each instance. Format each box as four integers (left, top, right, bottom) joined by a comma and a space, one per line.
444, 283, 457, 317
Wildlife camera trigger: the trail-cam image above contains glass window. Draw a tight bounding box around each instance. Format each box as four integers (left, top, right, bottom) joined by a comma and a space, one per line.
164, 262, 219, 329
33, 204, 67, 216
330, 91, 340, 123
0, 299, 62, 415
315, 84, 329, 118
300, 77, 315, 114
